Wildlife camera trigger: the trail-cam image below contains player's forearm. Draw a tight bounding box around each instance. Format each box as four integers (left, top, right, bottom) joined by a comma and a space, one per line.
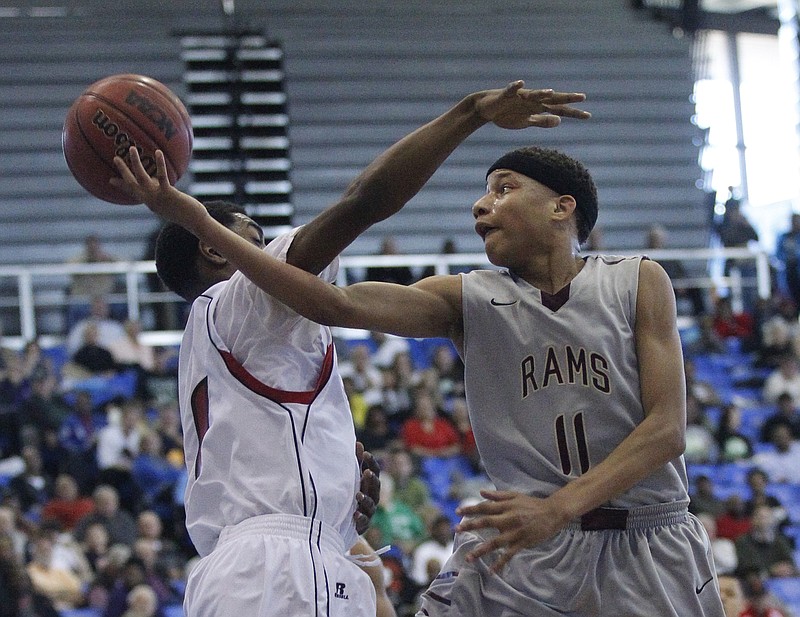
548, 410, 685, 521
337, 93, 487, 223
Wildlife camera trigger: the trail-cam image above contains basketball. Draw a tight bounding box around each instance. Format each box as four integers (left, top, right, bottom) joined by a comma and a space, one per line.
62, 74, 193, 205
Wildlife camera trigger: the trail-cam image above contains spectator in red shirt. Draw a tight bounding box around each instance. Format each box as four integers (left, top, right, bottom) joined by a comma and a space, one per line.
716, 494, 753, 542
41, 473, 95, 532
712, 296, 756, 348
401, 389, 460, 458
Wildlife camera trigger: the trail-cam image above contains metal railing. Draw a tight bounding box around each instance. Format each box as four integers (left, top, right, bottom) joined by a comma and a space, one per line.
0, 246, 772, 349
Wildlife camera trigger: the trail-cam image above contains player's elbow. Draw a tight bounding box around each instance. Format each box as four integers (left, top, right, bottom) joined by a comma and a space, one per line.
661, 423, 686, 461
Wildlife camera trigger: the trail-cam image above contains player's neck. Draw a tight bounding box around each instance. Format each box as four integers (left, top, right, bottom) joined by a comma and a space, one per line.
516, 249, 585, 295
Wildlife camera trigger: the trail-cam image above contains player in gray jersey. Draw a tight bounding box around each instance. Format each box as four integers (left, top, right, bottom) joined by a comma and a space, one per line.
114, 86, 723, 615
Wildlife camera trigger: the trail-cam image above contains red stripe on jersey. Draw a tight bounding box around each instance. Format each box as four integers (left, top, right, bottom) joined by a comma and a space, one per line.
190, 377, 209, 477
217, 344, 335, 405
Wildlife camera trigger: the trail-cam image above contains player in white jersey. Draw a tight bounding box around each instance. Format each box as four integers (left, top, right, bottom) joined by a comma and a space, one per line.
112, 82, 587, 617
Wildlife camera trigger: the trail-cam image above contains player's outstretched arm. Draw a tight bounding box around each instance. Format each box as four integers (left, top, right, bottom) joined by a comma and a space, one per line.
289, 81, 591, 274
112, 148, 461, 340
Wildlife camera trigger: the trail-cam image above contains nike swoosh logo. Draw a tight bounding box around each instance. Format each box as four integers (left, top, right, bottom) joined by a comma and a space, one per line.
490, 298, 518, 306
695, 576, 714, 594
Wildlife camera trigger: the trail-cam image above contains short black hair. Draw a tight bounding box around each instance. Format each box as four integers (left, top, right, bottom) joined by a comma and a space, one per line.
487, 146, 598, 244
154, 200, 248, 301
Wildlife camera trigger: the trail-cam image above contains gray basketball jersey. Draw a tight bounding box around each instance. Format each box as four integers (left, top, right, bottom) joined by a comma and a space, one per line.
461, 255, 688, 507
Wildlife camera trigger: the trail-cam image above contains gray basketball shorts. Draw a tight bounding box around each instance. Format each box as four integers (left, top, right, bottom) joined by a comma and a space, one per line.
417, 501, 725, 617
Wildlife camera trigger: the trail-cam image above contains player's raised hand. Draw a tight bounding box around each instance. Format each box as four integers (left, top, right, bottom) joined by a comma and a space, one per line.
474, 80, 590, 129
112, 147, 207, 232
455, 489, 570, 574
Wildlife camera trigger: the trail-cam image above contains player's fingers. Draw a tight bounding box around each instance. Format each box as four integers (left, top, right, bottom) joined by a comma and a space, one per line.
477, 489, 519, 502
126, 147, 151, 184
353, 511, 370, 536
544, 104, 592, 119
537, 91, 587, 104
526, 115, 561, 128
360, 468, 381, 505
111, 156, 136, 183
356, 491, 376, 518
355, 440, 365, 461
154, 150, 171, 186
360, 449, 380, 476
502, 80, 525, 96
465, 536, 504, 563
488, 547, 518, 574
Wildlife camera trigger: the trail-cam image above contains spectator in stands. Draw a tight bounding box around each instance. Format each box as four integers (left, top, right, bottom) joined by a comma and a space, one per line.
356, 405, 396, 461
40, 473, 95, 532
380, 351, 416, 425
752, 424, 800, 485
131, 432, 181, 518
365, 236, 415, 286
369, 331, 411, 370
716, 191, 760, 311
401, 388, 461, 459
760, 391, 800, 442
762, 354, 800, 405
66, 234, 121, 325
108, 319, 157, 401
96, 398, 145, 513
370, 474, 427, 557
86, 543, 132, 613
744, 468, 789, 531
684, 392, 719, 463
689, 474, 726, 517
712, 295, 757, 351
385, 446, 431, 516
81, 521, 111, 576
131, 539, 179, 608
697, 512, 738, 575
103, 556, 167, 617
151, 401, 182, 460
39, 519, 94, 588
716, 402, 755, 462
646, 223, 707, 317
756, 296, 800, 369
0, 531, 27, 617
26, 529, 84, 612
340, 343, 383, 402
20, 371, 71, 437
0, 506, 28, 562
684, 357, 723, 411
65, 322, 119, 382
58, 389, 105, 492
717, 494, 753, 542
718, 574, 747, 617
410, 514, 454, 587
740, 572, 793, 617
775, 212, 800, 310
427, 343, 464, 401
122, 583, 159, 617
735, 504, 797, 578
449, 397, 479, 473
73, 484, 138, 548
8, 444, 52, 519
66, 295, 126, 358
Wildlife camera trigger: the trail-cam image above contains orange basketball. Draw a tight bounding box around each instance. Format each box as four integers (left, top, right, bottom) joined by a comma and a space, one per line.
62, 74, 193, 204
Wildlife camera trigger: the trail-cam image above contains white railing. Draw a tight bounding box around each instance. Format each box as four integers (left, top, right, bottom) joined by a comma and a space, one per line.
0, 247, 772, 349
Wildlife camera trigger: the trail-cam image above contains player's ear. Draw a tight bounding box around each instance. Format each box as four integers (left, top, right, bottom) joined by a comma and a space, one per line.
198, 241, 227, 265
554, 195, 577, 220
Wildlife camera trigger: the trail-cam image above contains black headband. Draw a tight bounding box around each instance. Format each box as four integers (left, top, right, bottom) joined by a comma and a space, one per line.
486, 150, 598, 233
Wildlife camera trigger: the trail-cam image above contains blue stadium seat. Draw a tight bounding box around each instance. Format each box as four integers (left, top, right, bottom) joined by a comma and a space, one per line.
764, 577, 800, 607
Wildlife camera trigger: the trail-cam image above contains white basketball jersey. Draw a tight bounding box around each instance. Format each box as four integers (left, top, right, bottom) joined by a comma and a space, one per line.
460, 255, 688, 508
179, 230, 360, 557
